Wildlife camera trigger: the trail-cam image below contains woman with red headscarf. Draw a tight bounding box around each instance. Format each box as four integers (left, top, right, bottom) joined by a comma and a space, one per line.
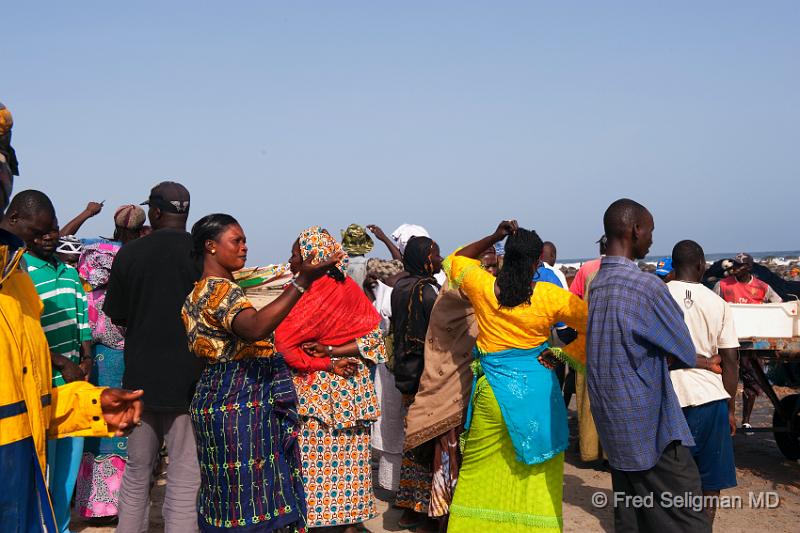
275, 226, 387, 533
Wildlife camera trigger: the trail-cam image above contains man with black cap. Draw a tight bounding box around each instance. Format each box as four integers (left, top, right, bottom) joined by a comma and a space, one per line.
713, 252, 782, 305
713, 252, 781, 432
105, 181, 203, 532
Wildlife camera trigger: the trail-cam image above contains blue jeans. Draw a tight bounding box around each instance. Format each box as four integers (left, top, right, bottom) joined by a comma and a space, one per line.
47, 436, 84, 533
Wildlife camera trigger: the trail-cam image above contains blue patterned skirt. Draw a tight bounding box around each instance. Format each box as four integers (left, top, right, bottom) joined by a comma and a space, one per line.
190, 356, 307, 532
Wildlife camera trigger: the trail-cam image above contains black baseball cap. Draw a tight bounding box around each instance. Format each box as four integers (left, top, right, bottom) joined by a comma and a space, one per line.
141, 181, 190, 214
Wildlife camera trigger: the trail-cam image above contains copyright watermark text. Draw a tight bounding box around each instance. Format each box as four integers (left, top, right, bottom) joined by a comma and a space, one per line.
591, 491, 780, 511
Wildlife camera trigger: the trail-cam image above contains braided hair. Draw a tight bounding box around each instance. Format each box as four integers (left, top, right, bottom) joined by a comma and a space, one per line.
496, 227, 543, 308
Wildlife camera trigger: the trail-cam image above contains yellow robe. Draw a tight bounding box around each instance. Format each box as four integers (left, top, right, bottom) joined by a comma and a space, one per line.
0, 244, 110, 476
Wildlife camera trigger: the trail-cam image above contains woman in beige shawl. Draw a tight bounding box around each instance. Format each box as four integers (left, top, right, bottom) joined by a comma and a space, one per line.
402, 248, 496, 530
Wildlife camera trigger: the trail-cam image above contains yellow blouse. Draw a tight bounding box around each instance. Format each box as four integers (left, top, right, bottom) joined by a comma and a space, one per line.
448, 254, 588, 361
182, 277, 275, 362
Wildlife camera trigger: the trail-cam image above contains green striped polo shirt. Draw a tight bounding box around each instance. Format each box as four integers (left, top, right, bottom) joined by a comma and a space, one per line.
24, 252, 91, 386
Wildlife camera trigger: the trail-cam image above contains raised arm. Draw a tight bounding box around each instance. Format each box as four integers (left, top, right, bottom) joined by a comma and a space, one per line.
456, 220, 518, 259
232, 251, 343, 342
367, 224, 402, 260
60, 201, 104, 237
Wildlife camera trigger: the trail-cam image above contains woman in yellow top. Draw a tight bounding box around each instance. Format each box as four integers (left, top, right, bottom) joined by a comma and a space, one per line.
447, 221, 588, 533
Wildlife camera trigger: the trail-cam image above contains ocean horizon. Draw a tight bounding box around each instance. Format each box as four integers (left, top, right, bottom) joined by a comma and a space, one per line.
558, 250, 800, 267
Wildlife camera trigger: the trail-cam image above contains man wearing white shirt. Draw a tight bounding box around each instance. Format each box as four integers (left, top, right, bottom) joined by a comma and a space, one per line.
667, 240, 739, 526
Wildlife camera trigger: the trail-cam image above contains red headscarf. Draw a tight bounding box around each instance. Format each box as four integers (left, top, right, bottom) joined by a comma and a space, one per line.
275, 227, 380, 373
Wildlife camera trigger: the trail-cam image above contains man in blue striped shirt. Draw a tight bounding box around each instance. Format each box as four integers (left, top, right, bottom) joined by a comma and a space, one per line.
587, 199, 710, 532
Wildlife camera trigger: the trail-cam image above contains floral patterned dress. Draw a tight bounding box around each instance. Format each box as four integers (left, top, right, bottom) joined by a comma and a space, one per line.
292, 328, 385, 527
74, 239, 128, 518
183, 277, 306, 532
273, 225, 388, 528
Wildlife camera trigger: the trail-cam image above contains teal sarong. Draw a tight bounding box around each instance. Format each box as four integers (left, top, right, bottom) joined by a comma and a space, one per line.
465, 344, 569, 465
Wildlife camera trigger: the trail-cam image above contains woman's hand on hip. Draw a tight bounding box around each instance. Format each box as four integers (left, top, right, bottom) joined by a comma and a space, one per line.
302, 342, 331, 358
537, 349, 559, 370
330, 358, 359, 378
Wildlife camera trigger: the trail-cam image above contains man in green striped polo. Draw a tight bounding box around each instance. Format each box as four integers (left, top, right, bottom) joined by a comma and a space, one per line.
16, 190, 93, 533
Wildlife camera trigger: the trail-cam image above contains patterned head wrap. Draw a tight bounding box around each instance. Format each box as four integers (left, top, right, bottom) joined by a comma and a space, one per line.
0, 103, 12, 136
340, 224, 374, 256
0, 102, 19, 176
297, 225, 349, 275
114, 204, 146, 230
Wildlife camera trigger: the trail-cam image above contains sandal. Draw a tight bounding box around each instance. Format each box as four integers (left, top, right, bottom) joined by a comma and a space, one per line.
397, 510, 425, 530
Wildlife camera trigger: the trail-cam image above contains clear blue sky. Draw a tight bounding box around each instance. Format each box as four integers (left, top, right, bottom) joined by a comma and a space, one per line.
5, 2, 798, 263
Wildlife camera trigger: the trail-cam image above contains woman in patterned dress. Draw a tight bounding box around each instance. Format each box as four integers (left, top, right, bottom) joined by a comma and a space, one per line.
182, 214, 342, 532
274, 226, 387, 532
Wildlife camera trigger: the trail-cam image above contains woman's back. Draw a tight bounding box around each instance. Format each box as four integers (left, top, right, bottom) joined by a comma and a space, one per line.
448, 255, 587, 354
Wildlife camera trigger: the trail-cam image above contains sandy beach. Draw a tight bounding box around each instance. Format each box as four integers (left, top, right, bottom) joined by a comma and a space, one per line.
71, 384, 800, 533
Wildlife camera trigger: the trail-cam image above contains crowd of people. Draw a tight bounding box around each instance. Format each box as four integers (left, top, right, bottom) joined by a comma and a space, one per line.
1, 99, 794, 533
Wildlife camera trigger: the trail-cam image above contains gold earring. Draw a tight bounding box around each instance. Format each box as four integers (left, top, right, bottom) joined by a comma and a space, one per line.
211, 249, 216, 254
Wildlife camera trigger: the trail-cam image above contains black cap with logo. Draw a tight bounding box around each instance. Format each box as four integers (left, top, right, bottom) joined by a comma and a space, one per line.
141, 181, 190, 214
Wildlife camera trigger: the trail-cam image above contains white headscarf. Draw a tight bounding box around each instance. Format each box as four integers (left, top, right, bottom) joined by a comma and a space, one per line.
390, 224, 430, 255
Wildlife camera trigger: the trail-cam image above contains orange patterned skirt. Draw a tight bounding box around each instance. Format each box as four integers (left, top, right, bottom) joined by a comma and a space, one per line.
299, 417, 377, 527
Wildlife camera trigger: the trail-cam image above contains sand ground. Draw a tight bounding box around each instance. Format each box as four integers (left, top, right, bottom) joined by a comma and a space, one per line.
71, 385, 800, 533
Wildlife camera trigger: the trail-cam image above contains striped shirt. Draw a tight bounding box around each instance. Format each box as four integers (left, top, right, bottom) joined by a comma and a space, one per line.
24, 253, 91, 386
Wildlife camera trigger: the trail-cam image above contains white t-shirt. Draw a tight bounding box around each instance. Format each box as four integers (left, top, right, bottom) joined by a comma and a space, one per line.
667, 280, 740, 408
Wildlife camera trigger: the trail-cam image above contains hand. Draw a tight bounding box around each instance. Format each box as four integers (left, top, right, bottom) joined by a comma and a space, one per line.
701, 354, 723, 374
79, 358, 93, 380
330, 358, 359, 378
493, 220, 518, 240
366, 224, 388, 241
302, 342, 331, 358
100, 388, 144, 437
85, 201, 104, 217
61, 359, 87, 383
728, 410, 737, 436
295, 250, 346, 288
537, 349, 560, 370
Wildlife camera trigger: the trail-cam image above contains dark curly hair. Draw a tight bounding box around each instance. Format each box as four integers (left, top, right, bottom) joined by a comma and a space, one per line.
496, 227, 543, 308
190, 213, 239, 258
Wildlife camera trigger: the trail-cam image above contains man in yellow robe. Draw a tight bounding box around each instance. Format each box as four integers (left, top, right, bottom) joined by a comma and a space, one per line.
0, 101, 143, 531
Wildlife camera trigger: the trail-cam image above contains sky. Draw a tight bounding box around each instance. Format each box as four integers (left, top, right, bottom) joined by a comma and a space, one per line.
4, 2, 799, 263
